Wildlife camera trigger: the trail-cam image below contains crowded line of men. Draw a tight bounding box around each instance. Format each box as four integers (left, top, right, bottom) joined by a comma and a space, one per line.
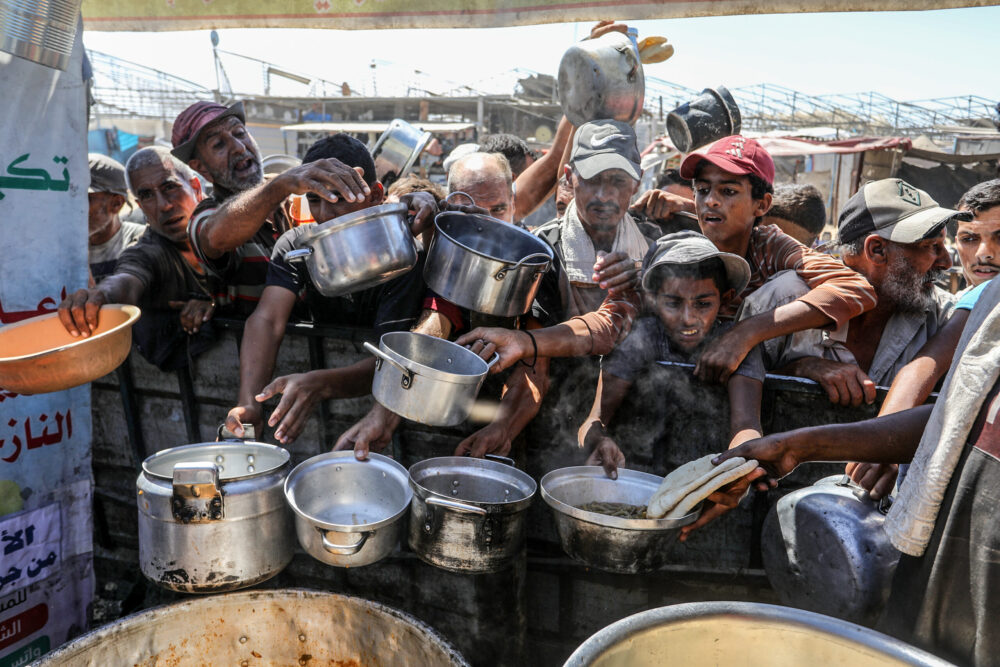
57, 48, 1000, 664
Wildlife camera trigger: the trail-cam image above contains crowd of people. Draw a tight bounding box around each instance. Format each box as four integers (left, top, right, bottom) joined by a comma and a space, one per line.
55, 23, 1000, 664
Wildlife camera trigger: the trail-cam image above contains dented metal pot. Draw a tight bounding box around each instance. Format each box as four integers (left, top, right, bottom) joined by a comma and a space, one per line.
136, 440, 294, 593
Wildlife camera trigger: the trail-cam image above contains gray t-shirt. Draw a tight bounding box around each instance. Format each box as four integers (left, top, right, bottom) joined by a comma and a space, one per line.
89, 221, 145, 283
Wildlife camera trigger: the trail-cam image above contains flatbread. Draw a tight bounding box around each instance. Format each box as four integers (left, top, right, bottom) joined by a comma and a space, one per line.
647, 454, 743, 519
663, 458, 760, 519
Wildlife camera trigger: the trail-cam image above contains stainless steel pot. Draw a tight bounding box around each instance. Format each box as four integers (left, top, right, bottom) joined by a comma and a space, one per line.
365, 331, 499, 427
36, 589, 469, 666
136, 441, 294, 593
408, 455, 536, 573
283, 202, 418, 297
424, 209, 553, 317
557, 30, 645, 127
761, 474, 900, 626
284, 451, 412, 567
541, 466, 699, 574
371, 118, 432, 184
564, 601, 951, 667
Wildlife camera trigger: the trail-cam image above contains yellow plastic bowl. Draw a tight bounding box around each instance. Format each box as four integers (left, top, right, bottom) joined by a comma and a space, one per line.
0, 304, 141, 395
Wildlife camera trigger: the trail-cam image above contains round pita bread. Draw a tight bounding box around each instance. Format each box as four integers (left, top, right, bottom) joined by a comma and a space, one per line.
663, 458, 760, 519
647, 454, 744, 519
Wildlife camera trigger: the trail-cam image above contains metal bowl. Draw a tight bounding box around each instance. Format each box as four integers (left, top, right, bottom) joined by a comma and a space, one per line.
0, 304, 140, 394
541, 466, 699, 574
284, 452, 412, 567
371, 118, 432, 184
564, 601, 951, 667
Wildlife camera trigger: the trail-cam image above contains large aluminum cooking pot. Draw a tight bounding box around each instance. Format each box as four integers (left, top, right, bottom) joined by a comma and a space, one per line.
424, 208, 553, 317
558, 30, 645, 127
409, 455, 536, 573
365, 331, 498, 427
541, 466, 700, 574
283, 202, 418, 297
761, 474, 900, 626
36, 589, 469, 666
564, 601, 950, 667
284, 451, 412, 567
371, 118, 432, 185
136, 440, 294, 593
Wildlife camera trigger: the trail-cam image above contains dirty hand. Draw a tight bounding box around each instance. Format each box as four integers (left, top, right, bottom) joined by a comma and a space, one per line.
455, 327, 532, 374
441, 192, 489, 217
398, 191, 439, 236
793, 357, 877, 407
454, 423, 512, 458
58, 288, 106, 337
715, 433, 802, 485
223, 403, 264, 441
256, 371, 330, 445
280, 159, 370, 204
585, 438, 626, 480
630, 189, 693, 221
593, 250, 640, 296
694, 329, 755, 384
168, 298, 215, 335
845, 461, 898, 501
678, 468, 768, 541
333, 403, 402, 460
590, 20, 629, 40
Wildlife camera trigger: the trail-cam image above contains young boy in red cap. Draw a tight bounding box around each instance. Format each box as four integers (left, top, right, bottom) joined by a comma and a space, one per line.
679, 135, 877, 386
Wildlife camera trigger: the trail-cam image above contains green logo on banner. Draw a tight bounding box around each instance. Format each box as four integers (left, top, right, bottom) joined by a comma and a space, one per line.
0, 635, 50, 667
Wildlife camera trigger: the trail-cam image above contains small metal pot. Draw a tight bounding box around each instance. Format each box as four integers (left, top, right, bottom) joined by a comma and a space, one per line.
761, 474, 900, 626
283, 202, 418, 297
284, 452, 412, 568
557, 30, 645, 127
136, 441, 294, 593
408, 455, 536, 573
541, 466, 699, 574
424, 208, 553, 317
365, 332, 498, 427
371, 118, 432, 185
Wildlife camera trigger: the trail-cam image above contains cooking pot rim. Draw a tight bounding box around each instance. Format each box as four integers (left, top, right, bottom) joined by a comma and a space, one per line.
142, 441, 290, 481
284, 452, 412, 532
541, 466, 700, 531
296, 202, 409, 244
433, 211, 554, 266
408, 456, 537, 511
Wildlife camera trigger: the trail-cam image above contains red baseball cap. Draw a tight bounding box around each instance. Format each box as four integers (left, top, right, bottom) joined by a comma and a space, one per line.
679, 135, 775, 185
170, 101, 246, 163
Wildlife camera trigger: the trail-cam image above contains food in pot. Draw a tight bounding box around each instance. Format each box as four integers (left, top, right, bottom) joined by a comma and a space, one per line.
577, 501, 648, 519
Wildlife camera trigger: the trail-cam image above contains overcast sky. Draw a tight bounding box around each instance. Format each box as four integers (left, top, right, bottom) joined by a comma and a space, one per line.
83, 7, 1000, 104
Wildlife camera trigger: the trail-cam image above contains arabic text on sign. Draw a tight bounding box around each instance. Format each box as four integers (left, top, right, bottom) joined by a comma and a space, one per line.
0, 410, 72, 463
0, 605, 47, 651
0, 154, 71, 201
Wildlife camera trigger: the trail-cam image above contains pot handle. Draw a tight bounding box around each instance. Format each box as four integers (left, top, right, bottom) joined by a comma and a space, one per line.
445, 191, 476, 208
495, 253, 552, 280
485, 352, 500, 370
321, 529, 369, 556
426, 495, 487, 516
283, 248, 313, 262
364, 341, 416, 389
484, 453, 516, 467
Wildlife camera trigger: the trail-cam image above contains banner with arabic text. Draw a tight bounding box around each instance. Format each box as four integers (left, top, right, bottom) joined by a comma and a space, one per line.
0, 23, 94, 662
81, 0, 999, 31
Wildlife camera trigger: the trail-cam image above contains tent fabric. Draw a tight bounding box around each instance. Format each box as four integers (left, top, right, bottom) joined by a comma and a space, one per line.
80, 0, 1000, 31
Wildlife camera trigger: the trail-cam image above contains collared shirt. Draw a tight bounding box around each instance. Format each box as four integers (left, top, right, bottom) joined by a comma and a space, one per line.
738, 270, 955, 385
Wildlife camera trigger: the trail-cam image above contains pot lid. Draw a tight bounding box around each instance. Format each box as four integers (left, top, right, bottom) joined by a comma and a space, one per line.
541, 466, 699, 531
296, 202, 408, 244
409, 456, 536, 511
142, 441, 290, 481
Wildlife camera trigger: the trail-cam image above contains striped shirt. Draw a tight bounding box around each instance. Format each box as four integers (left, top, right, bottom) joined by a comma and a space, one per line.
721, 224, 877, 326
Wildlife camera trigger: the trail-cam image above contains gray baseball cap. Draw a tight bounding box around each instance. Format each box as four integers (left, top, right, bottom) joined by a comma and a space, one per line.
838, 178, 971, 245
570, 119, 641, 181
88, 153, 128, 197
642, 230, 750, 294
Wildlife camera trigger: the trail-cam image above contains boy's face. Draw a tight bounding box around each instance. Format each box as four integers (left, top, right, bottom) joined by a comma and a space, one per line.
955, 208, 1000, 286
651, 276, 724, 354
694, 163, 771, 253
306, 167, 383, 223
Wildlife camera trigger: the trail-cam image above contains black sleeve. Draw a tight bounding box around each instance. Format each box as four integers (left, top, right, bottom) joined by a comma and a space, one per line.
372, 252, 428, 337
113, 237, 159, 291
266, 227, 307, 294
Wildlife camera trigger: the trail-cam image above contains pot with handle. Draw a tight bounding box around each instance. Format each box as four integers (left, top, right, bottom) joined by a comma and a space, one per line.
408, 455, 536, 573
283, 202, 418, 297
365, 331, 499, 427
136, 437, 294, 593
371, 118, 432, 185
424, 204, 554, 317
557, 30, 645, 127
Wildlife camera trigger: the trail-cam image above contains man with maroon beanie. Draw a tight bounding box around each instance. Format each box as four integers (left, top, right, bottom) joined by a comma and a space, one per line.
679, 135, 877, 384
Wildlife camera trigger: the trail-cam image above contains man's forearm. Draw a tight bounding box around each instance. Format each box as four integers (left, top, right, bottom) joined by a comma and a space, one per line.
514, 116, 573, 217
739, 300, 832, 349
727, 375, 763, 446
326, 358, 378, 400
237, 314, 286, 405
492, 360, 550, 442
200, 179, 290, 258
98, 273, 145, 305
791, 405, 933, 464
